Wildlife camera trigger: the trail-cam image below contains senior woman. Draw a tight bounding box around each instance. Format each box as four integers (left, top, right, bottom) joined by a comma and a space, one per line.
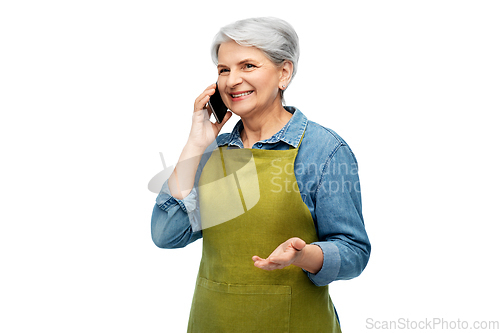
151, 17, 370, 332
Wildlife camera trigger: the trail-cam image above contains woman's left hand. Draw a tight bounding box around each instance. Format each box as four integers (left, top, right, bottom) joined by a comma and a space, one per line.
252, 237, 307, 271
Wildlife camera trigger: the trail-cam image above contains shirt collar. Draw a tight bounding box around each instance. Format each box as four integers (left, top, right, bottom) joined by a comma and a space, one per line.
216, 106, 308, 148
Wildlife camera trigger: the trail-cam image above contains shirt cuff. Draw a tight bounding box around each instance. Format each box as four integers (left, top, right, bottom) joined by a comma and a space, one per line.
303, 242, 341, 286
155, 179, 201, 231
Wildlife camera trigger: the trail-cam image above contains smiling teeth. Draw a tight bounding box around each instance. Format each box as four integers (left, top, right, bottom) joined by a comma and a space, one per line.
231, 91, 252, 98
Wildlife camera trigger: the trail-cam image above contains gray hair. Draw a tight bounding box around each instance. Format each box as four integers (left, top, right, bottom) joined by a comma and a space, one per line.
210, 17, 300, 103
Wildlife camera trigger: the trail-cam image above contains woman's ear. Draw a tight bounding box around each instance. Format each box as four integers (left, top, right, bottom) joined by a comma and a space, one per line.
279, 60, 293, 89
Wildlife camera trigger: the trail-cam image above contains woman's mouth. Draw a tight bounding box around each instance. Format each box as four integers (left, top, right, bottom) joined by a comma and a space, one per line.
230, 91, 253, 99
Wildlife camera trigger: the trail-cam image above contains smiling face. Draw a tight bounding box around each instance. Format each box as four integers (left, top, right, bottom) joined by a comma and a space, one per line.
216, 41, 291, 119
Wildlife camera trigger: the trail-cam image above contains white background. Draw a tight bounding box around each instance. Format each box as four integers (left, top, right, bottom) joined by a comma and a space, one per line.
1, 1, 499, 332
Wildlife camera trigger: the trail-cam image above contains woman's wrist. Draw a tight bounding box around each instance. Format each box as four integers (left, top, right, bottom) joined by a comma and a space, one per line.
184, 140, 209, 158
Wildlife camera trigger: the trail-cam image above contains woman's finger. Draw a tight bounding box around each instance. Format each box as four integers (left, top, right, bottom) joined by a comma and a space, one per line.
290, 238, 306, 251
214, 111, 233, 131
257, 260, 284, 271
195, 94, 211, 112
252, 256, 262, 262
194, 84, 217, 111
194, 91, 214, 112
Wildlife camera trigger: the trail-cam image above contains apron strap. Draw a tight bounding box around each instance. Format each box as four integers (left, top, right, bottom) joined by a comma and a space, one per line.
218, 146, 228, 177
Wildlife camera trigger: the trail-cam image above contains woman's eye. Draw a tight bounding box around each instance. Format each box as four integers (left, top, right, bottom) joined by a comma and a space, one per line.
219, 68, 229, 74
245, 64, 256, 69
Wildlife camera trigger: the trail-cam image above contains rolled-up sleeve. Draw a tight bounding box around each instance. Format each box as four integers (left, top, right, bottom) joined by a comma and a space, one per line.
305, 144, 371, 286
151, 141, 218, 249
151, 181, 202, 249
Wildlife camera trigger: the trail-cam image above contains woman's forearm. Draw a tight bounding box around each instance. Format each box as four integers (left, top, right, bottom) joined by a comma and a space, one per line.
168, 142, 206, 200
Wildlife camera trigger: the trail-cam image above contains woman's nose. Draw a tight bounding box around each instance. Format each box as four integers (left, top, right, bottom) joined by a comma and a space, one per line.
226, 71, 243, 87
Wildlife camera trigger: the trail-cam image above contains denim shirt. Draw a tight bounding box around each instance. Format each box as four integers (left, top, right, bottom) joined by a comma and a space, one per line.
151, 107, 371, 286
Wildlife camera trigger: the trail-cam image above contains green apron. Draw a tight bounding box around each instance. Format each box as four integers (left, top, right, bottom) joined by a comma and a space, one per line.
188, 139, 341, 332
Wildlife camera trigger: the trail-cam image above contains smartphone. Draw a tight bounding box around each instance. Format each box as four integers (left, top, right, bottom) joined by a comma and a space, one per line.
207, 83, 228, 124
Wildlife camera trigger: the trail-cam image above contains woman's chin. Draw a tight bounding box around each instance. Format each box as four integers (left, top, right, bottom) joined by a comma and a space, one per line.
227, 105, 253, 118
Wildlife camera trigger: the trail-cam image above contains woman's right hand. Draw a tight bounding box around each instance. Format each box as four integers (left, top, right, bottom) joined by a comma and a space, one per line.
187, 83, 232, 150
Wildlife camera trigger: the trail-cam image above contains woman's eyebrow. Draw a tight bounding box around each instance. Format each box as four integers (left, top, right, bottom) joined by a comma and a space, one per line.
217, 58, 258, 68
237, 58, 257, 64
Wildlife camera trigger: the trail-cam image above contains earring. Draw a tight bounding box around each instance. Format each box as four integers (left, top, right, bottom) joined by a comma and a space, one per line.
282, 85, 286, 89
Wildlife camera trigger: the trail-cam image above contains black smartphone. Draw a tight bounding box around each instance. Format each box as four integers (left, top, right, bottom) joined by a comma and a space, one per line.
207, 83, 228, 124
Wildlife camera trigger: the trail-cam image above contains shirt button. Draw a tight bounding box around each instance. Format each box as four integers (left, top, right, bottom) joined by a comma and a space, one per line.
256, 143, 263, 148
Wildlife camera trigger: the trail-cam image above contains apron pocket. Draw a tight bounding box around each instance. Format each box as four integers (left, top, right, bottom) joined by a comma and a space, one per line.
189, 277, 291, 333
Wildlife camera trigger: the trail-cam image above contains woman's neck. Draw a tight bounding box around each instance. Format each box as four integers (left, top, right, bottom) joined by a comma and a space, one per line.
240, 105, 292, 149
